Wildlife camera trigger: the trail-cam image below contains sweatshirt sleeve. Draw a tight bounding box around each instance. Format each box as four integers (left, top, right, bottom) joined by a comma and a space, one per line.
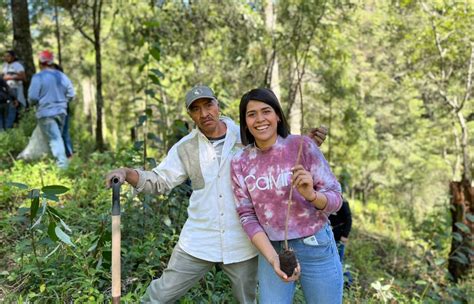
230, 153, 265, 240
303, 136, 342, 213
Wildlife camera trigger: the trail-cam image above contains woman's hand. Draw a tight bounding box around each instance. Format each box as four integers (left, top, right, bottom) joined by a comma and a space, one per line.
269, 255, 301, 282
291, 165, 315, 201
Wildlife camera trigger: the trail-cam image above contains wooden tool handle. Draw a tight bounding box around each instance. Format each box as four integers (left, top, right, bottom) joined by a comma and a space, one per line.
112, 215, 121, 302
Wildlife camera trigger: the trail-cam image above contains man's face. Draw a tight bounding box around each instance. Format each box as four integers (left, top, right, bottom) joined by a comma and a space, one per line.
4, 53, 13, 63
187, 98, 220, 136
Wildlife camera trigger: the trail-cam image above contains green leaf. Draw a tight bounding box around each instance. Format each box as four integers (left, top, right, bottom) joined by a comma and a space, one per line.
144, 89, 155, 97
149, 68, 164, 78
450, 254, 468, 265
42, 185, 69, 195
143, 21, 160, 28
5, 182, 29, 189
452, 232, 463, 242
434, 258, 446, 266
466, 213, 474, 222
454, 222, 470, 233
145, 108, 153, 117
137, 115, 147, 127
41, 192, 59, 202
415, 280, 427, 285
48, 221, 59, 242
47, 206, 64, 220
31, 199, 47, 229
30, 190, 40, 220
59, 219, 72, 233
87, 239, 99, 253
134, 141, 144, 150
54, 226, 75, 247
150, 47, 161, 62
148, 74, 161, 85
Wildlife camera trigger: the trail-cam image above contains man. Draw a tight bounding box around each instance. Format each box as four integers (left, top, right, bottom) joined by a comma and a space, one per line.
2, 50, 25, 128
28, 50, 75, 169
106, 85, 327, 303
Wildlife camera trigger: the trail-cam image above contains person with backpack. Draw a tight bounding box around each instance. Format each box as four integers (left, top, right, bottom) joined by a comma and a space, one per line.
0, 78, 17, 131
329, 197, 353, 288
2, 50, 26, 128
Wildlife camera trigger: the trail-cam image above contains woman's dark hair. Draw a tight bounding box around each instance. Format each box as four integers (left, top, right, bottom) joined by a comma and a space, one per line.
239, 88, 290, 145
6, 50, 17, 61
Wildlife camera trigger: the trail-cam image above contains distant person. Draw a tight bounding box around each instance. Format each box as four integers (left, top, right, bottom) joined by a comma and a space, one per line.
2, 50, 26, 127
329, 197, 353, 287
52, 63, 74, 158
0, 78, 17, 131
28, 50, 75, 169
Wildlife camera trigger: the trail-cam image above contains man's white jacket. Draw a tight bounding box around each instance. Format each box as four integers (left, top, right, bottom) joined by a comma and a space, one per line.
135, 116, 257, 263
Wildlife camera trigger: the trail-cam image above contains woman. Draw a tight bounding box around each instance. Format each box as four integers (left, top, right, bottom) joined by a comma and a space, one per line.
230, 88, 343, 303
2, 50, 26, 127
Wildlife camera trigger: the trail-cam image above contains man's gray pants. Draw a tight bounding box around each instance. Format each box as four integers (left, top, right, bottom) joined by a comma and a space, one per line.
141, 244, 258, 303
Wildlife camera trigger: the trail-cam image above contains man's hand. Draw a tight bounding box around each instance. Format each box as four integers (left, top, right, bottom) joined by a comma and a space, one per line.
307, 126, 328, 147
105, 168, 133, 188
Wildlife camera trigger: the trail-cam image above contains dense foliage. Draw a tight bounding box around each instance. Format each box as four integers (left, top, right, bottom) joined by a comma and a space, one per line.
0, 0, 472, 303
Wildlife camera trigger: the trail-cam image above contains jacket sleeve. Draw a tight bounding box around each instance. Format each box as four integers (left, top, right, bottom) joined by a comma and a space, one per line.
230, 154, 265, 240
303, 136, 342, 213
27, 74, 41, 104
339, 200, 352, 238
134, 142, 188, 195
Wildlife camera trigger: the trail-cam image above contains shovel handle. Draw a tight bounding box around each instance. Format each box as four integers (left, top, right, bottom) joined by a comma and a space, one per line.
111, 178, 121, 303
112, 177, 121, 216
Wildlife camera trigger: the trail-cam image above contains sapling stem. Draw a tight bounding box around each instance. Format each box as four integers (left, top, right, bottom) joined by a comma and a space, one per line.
283, 137, 305, 250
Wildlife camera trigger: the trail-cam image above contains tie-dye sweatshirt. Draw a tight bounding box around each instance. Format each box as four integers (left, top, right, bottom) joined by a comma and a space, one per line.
231, 135, 342, 241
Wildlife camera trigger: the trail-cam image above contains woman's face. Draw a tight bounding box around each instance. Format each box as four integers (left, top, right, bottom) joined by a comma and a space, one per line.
4, 53, 14, 63
245, 100, 279, 149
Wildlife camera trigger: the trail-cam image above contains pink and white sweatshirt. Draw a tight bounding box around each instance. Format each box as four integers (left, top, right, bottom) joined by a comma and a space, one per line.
231, 135, 342, 241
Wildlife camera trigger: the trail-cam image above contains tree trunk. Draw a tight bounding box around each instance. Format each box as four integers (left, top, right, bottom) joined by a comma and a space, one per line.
10, 0, 35, 84
54, 2, 62, 66
94, 0, 105, 151
264, 0, 281, 101
448, 179, 473, 282
94, 39, 104, 151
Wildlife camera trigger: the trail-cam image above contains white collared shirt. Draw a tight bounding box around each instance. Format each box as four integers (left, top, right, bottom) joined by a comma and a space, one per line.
135, 117, 257, 264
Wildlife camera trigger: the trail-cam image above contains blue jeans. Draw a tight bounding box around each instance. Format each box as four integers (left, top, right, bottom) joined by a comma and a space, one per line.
258, 224, 343, 304
336, 242, 353, 287
6, 102, 16, 129
62, 114, 73, 157
38, 115, 68, 169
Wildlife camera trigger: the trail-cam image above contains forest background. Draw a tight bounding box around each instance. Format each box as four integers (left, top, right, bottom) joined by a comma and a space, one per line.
0, 0, 473, 303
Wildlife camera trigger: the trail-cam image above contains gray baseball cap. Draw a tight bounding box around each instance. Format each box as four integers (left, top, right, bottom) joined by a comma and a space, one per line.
185, 85, 216, 109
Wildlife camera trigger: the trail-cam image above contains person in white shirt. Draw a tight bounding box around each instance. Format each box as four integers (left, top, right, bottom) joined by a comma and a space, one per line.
2, 50, 26, 128
106, 85, 327, 303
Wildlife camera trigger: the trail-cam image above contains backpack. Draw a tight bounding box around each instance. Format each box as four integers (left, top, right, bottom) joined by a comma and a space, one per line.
0, 79, 12, 104
0, 87, 10, 104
